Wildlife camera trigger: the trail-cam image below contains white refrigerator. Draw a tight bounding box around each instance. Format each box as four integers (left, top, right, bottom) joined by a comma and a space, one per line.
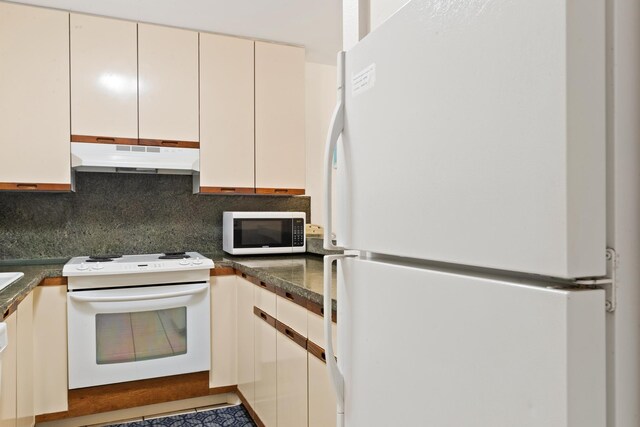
322, 0, 608, 426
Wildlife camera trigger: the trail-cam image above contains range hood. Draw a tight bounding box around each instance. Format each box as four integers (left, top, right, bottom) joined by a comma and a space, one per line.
71, 142, 199, 175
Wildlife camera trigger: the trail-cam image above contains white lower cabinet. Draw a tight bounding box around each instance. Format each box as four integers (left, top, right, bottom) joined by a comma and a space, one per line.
254, 313, 277, 426
16, 293, 34, 427
236, 277, 255, 408
276, 328, 307, 427
0, 313, 17, 427
308, 352, 337, 427
33, 286, 68, 415
210, 276, 237, 388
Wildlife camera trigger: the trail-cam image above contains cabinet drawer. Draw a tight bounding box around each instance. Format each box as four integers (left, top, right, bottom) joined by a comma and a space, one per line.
308, 311, 337, 357
276, 292, 307, 337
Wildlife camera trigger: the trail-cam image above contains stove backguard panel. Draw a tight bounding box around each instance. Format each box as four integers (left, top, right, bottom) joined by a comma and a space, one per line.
0, 173, 310, 260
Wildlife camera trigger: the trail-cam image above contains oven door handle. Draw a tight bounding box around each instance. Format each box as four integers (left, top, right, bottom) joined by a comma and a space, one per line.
68, 283, 209, 303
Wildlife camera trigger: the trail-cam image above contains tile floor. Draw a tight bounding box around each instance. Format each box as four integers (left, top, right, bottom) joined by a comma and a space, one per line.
101, 404, 255, 427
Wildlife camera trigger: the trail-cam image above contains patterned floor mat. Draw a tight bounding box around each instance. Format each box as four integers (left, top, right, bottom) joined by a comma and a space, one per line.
105, 405, 255, 427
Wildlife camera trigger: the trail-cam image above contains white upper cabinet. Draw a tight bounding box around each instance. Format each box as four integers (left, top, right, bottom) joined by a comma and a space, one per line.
255, 41, 306, 194
0, 3, 70, 189
138, 23, 199, 144
199, 34, 255, 193
70, 14, 138, 141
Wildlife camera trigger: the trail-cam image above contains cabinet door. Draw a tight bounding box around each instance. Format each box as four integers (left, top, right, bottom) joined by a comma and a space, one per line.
255, 42, 306, 194
0, 313, 17, 427
308, 351, 337, 427
236, 277, 255, 408
276, 326, 307, 427
33, 286, 68, 415
0, 3, 70, 189
16, 293, 33, 427
254, 311, 277, 427
138, 24, 199, 144
70, 14, 138, 141
199, 34, 254, 194
210, 275, 237, 388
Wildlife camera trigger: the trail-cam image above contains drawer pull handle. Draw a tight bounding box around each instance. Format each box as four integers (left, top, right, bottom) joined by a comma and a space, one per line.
260, 282, 267, 288
241, 273, 247, 278
96, 137, 115, 142
285, 328, 295, 339
221, 188, 236, 192
16, 184, 38, 189
274, 189, 288, 193
260, 312, 267, 321
161, 141, 179, 145
285, 292, 294, 301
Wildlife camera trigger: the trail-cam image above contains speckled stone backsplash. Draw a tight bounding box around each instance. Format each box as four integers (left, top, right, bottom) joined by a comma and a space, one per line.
0, 173, 311, 260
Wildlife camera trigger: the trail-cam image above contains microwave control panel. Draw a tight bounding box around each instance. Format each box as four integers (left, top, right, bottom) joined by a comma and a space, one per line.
293, 218, 305, 247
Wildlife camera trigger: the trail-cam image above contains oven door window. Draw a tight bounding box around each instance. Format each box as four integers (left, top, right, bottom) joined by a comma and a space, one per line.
95, 307, 187, 364
234, 218, 293, 248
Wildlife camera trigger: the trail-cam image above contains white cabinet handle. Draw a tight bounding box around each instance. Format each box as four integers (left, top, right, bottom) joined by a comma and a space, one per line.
323, 51, 346, 251
69, 283, 208, 303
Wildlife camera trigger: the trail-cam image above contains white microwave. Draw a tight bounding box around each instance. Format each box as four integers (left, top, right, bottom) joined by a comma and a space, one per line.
223, 212, 306, 255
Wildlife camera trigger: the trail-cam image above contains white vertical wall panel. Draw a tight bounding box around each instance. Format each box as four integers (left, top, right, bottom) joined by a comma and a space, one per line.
339, 0, 605, 278
70, 14, 138, 138
0, 3, 70, 185
338, 257, 605, 427
138, 23, 199, 142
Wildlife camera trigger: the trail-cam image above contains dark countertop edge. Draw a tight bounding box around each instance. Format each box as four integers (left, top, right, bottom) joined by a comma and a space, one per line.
0, 254, 336, 319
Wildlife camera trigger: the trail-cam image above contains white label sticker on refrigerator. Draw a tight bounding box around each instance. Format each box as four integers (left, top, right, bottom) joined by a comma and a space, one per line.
352, 64, 376, 96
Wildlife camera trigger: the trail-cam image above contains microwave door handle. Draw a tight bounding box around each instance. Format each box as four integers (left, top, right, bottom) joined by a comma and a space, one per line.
68, 284, 209, 303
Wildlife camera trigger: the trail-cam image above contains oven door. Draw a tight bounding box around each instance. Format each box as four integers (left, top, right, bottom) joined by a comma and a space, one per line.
67, 282, 210, 389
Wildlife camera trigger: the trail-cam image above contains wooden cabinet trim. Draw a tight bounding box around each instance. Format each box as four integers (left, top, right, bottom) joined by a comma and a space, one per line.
34, 372, 234, 422
71, 135, 138, 145
236, 386, 266, 427
255, 188, 305, 196
275, 320, 307, 350
237, 271, 276, 293
307, 339, 328, 364
253, 306, 276, 328
210, 267, 235, 276
275, 287, 307, 309
199, 187, 256, 195
138, 139, 199, 149
307, 299, 338, 323
0, 183, 71, 192
39, 277, 68, 287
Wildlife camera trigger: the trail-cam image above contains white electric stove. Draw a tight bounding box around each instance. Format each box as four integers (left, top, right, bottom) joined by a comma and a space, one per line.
63, 251, 213, 389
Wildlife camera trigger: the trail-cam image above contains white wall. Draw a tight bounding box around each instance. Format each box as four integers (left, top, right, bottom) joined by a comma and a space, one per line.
369, 0, 408, 31
305, 62, 337, 225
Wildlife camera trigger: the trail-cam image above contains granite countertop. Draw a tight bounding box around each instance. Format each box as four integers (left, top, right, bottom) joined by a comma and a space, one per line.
218, 254, 337, 310
0, 262, 65, 318
0, 253, 336, 319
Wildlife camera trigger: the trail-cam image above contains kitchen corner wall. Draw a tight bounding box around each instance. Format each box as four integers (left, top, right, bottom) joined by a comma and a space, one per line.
0, 173, 310, 260
305, 61, 337, 227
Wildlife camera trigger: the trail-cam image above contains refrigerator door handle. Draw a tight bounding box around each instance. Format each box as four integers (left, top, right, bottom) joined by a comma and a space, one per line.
323, 51, 346, 251
324, 253, 353, 427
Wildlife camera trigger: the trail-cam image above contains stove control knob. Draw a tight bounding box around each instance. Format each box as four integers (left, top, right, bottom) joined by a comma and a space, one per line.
77, 262, 88, 271
192, 257, 203, 265
92, 262, 104, 270
179, 259, 190, 266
